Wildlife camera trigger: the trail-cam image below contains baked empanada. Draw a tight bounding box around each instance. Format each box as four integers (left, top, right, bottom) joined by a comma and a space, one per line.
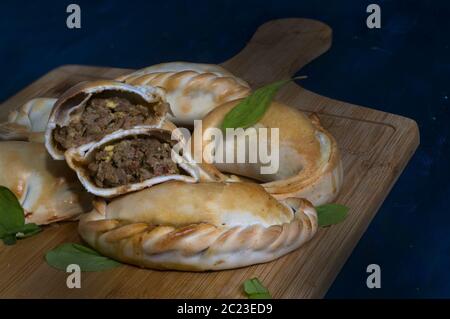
0, 98, 56, 143
0, 141, 93, 225
78, 181, 318, 271
64, 126, 219, 198
117, 62, 251, 126
45, 80, 169, 160
194, 100, 343, 206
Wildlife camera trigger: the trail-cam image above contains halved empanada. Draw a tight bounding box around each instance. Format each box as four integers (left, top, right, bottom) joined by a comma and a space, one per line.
117, 62, 251, 126
64, 126, 220, 198
45, 80, 169, 160
78, 181, 317, 271
0, 141, 93, 225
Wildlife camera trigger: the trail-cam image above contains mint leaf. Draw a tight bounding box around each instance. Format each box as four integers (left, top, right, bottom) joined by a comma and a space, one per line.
243, 278, 272, 299
316, 204, 349, 227
46, 243, 122, 272
221, 76, 307, 130
0, 186, 24, 230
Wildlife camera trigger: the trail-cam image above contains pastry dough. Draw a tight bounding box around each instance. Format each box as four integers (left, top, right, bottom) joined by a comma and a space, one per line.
0, 141, 93, 225
194, 100, 343, 206
78, 181, 318, 271
45, 80, 169, 160
64, 126, 217, 198
0, 98, 56, 143
117, 62, 251, 126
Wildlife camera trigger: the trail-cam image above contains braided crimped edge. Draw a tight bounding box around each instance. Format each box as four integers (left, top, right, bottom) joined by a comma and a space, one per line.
116, 61, 250, 87
118, 65, 251, 125
78, 197, 318, 271
122, 70, 250, 103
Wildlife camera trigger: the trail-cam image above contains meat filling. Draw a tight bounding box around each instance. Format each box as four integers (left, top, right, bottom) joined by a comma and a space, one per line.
87, 137, 180, 188
53, 96, 159, 150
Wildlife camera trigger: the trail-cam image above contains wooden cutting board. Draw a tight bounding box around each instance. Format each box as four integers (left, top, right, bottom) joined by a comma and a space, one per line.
0, 18, 419, 298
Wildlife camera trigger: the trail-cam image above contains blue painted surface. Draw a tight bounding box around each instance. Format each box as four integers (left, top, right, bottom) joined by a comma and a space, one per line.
1, 0, 449, 298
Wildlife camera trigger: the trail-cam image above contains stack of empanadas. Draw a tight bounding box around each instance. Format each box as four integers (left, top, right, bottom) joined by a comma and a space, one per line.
0, 62, 343, 271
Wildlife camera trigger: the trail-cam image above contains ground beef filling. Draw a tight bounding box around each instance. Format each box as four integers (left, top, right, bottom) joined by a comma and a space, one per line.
53, 97, 156, 150
87, 137, 180, 188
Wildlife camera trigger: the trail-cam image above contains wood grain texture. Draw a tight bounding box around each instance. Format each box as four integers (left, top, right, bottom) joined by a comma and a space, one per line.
0, 18, 419, 299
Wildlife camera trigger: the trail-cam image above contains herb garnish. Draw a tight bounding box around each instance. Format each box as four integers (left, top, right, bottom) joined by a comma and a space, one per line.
0, 186, 41, 245
243, 277, 272, 299
46, 243, 122, 271
221, 76, 307, 131
316, 204, 349, 227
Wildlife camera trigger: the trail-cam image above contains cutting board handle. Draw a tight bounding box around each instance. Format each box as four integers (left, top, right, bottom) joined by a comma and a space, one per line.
222, 18, 332, 87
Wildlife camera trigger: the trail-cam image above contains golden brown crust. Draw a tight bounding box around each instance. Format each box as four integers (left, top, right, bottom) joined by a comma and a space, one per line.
0, 141, 93, 224
117, 62, 251, 126
194, 100, 343, 206
78, 181, 318, 271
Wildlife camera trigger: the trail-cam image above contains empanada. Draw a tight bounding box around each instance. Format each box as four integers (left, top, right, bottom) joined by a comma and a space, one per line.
78, 181, 318, 271
0, 141, 93, 225
194, 100, 343, 206
117, 62, 251, 126
64, 126, 219, 198
45, 80, 169, 160
0, 98, 56, 143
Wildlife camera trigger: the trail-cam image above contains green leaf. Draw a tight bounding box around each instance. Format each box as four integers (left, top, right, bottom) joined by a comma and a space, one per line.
221, 76, 307, 130
15, 223, 41, 238
316, 204, 349, 227
2, 235, 16, 246
70, 243, 100, 255
243, 278, 272, 299
0, 187, 41, 245
0, 224, 5, 238
45, 243, 122, 272
0, 186, 24, 230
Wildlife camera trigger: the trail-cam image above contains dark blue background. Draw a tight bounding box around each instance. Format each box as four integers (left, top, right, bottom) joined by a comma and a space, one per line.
1, 0, 449, 298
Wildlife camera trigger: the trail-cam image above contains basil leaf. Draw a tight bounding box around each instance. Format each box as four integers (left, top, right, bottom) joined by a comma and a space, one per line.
316, 204, 349, 227
15, 223, 41, 238
221, 76, 307, 130
45, 243, 122, 272
0, 186, 24, 230
243, 278, 272, 299
18, 223, 40, 233
71, 242, 102, 255
0, 187, 41, 244
7, 223, 41, 235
